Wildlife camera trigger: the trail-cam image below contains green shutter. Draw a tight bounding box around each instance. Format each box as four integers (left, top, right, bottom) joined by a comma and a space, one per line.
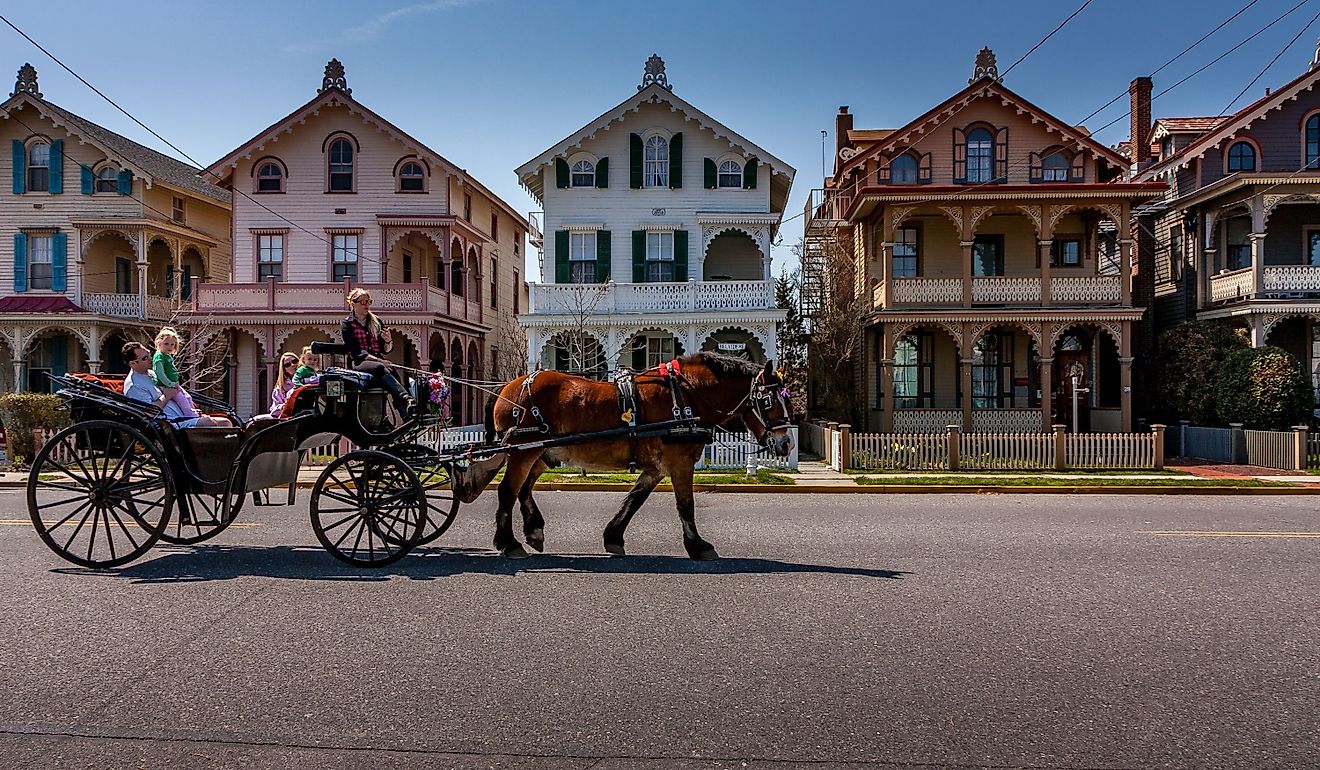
13, 233, 27, 292
49, 139, 63, 194
555, 157, 569, 188
632, 230, 646, 282
674, 230, 689, 281
704, 158, 717, 189
51, 231, 67, 292
630, 134, 643, 189
80, 164, 94, 194
669, 132, 682, 188
596, 230, 611, 282
744, 157, 758, 189
596, 157, 609, 188
555, 230, 570, 283
51, 337, 67, 379
117, 169, 132, 195
632, 345, 646, 371
12, 140, 25, 194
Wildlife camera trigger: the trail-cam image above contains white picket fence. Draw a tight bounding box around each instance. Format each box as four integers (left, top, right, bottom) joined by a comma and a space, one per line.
850, 433, 948, 470
961, 432, 1054, 470
301, 424, 486, 467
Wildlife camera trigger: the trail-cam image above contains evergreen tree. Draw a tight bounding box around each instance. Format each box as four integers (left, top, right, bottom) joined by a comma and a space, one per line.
775, 269, 808, 417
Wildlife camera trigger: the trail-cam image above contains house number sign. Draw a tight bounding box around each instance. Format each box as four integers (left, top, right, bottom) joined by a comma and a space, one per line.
651, 208, 666, 216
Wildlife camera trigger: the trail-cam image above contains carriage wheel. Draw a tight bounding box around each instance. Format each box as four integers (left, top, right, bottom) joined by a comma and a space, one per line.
389, 443, 461, 546
310, 450, 425, 567
158, 489, 245, 545
27, 420, 174, 568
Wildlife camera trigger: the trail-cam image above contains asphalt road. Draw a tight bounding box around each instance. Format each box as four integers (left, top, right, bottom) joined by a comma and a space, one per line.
0, 488, 1317, 770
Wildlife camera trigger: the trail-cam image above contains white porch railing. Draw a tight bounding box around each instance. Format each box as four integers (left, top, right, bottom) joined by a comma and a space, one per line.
193, 282, 483, 320
1209, 268, 1254, 301
970, 408, 1042, 433
82, 293, 142, 319
972, 276, 1041, 303
1051, 275, 1121, 303
890, 277, 962, 305
1262, 265, 1320, 294
528, 280, 773, 314
893, 409, 963, 432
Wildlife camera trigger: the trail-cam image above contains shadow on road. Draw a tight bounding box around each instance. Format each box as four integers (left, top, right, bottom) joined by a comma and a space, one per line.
50, 545, 908, 584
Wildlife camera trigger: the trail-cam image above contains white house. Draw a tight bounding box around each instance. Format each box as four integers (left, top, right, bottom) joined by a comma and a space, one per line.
515, 55, 794, 374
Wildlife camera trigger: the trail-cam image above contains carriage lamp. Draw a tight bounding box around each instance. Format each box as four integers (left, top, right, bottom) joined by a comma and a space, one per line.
324, 379, 344, 398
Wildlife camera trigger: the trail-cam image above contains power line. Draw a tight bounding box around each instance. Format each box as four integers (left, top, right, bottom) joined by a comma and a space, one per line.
1218, 6, 1320, 116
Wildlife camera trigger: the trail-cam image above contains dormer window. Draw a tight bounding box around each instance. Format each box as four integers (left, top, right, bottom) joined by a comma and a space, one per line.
1307, 114, 1320, 169
1160, 136, 1174, 160
571, 160, 595, 187
1227, 141, 1257, 172
965, 128, 993, 183
327, 137, 355, 192
717, 160, 742, 188
27, 141, 50, 192
1041, 151, 1070, 182
891, 154, 919, 184
256, 161, 285, 192
398, 160, 425, 192
95, 165, 118, 193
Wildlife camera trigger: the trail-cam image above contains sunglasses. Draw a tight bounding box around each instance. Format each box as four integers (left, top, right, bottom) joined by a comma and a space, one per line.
353, 298, 372, 305
285, 362, 298, 368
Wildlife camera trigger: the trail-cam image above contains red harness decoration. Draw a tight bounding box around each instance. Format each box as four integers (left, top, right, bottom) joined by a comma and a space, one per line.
657, 358, 683, 378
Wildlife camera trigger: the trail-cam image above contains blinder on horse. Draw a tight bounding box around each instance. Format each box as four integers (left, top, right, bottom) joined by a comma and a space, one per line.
742, 368, 793, 449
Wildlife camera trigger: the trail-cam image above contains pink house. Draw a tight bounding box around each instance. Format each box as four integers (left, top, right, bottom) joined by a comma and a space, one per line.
192, 60, 528, 420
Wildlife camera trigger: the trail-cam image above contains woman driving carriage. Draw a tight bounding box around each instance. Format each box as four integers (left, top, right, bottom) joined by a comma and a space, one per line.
341, 287, 413, 414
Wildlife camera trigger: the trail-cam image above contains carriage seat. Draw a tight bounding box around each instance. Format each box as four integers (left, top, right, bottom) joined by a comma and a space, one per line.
72, 373, 125, 393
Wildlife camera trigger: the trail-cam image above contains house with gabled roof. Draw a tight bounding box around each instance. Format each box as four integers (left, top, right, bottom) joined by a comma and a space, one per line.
514, 55, 794, 375
804, 49, 1165, 433
0, 63, 232, 393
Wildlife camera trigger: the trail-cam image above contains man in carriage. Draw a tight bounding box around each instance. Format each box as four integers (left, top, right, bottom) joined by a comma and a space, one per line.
121, 342, 234, 428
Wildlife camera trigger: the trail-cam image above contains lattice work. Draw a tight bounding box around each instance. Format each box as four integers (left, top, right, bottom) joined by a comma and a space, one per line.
968, 205, 996, 235
892, 277, 963, 304
893, 409, 963, 432
1016, 205, 1043, 237
1209, 269, 1253, 301
938, 206, 964, 236
1051, 275, 1121, 303
1262, 265, 1320, 292
971, 277, 1041, 303
970, 409, 1044, 433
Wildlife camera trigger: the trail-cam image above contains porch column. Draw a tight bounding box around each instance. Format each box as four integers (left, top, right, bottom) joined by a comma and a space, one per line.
1120, 322, 1133, 432
961, 241, 974, 308
171, 239, 182, 299
1120, 238, 1133, 305
86, 325, 102, 374
526, 328, 541, 371
880, 241, 893, 308
1248, 315, 1266, 348
1039, 240, 1052, 307
135, 234, 147, 321
1249, 232, 1267, 299
880, 325, 895, 433
1201, 249, 1217, 311
960, 357, 974, 431
684, 326, 698, 358
1039, 357, 1054, 432
13, 361, 25, 392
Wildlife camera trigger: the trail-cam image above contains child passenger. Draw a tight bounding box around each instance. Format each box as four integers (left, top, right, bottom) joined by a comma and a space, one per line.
293, 346, 321, 387
152, 327, 200, 420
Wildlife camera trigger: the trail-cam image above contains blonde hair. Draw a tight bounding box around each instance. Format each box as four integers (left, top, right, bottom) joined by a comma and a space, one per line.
300, 346, 319, 366
276, 352, 299, 390
154, 326, 181, 351
345, 288, 381, 336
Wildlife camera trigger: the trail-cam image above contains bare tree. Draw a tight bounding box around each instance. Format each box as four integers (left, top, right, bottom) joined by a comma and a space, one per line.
796, 226, 866, 424
167, 308, 232, 398
489, 314, 529, 382
544, 283, 609, 377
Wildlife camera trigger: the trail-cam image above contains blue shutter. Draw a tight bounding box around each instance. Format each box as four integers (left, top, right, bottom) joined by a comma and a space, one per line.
117, 169, 132, 195
51, 337, 67, 379
80, 164, 94, 194
12, 140, 25, 194
49, 139, 63, 194
12, 232, 26, 291
51, 231, 67, 292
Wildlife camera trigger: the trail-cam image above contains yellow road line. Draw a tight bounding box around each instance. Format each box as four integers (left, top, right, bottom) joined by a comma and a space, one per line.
0, 519, 263, 528
1140, 530, 1320, 538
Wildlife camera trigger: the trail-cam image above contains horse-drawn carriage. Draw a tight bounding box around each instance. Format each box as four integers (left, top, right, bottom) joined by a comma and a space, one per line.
27, 346, 794, 569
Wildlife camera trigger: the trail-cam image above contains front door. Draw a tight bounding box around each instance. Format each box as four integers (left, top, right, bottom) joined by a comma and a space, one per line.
1054, 353, 1091, 431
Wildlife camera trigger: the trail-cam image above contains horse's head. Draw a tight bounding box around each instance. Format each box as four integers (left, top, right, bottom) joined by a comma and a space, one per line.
743, 359, 794, 457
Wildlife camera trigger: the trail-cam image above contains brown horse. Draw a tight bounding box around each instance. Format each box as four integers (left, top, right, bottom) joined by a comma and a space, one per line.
465, 353, 793, 560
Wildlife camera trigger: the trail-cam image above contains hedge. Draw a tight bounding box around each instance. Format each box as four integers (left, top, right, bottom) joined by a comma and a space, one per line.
1214, 346, 1314, 430
0, 392, 71, 465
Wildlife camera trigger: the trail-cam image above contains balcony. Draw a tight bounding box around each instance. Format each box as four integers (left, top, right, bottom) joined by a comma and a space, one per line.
190, 281, 484, 321
527, 279, 775, 315
873, 275, 1123, 308
83, 293, 183, 321
1209, 265, 1320, 303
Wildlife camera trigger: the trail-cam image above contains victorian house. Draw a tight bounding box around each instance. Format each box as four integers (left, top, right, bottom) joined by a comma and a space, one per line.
0, 64, 232, 393
514, 56, 794, 374
1130, 45, 1320, 409
194, 60, 529, 420
804, 51, 1165, 433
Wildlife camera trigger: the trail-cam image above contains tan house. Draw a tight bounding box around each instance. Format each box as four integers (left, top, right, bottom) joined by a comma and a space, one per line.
193, 60, 529, 420
0, 63, 231, 392
804, 50, 1165, 433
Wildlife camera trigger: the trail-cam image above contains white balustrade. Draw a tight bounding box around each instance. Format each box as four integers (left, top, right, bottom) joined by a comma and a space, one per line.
1209, 268, 1254, 302
194, 282, 438, 313
1262, 265, 1320, 293
1051, 275, 1121, 303
971, 408, 1043, 433
528, 280, 773, 314
82, 293, 143, 318
893, 409, 963, 432
891, 278, 963, 305
972, 276, 1041, 304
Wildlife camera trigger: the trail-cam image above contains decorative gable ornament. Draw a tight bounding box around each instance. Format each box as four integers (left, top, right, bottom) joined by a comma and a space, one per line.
11, 62, 40, 98
1312, 36, 1320, 71
320, 58, 351, 95
969, 47, 1001, 84
639, 53, 672, 92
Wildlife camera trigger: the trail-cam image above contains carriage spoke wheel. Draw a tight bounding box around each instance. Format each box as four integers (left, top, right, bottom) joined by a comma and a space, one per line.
390, 443, 461, 546
158, 489, 245, 545
27, 420, 174, 568
310, 450, 425, 567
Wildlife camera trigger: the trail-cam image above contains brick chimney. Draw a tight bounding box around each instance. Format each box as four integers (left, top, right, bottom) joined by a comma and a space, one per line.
835, 106, 853, 175
1129, 77, 1152, 168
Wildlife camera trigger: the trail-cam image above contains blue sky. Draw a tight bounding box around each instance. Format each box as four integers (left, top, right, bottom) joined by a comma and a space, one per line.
3, 0, 1318, 276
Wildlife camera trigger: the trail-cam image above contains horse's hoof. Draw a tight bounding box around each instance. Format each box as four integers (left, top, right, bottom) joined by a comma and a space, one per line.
502, 544, 530, 560
689, 548, 719, 561
526, 529, 545, 552
604, 542, 626, 557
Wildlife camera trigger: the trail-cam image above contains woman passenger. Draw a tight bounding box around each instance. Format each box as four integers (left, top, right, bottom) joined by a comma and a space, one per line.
341, 287, 413, 414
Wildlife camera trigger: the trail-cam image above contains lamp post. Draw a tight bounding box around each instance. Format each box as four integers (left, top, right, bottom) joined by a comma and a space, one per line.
1071, 374, 1090, 434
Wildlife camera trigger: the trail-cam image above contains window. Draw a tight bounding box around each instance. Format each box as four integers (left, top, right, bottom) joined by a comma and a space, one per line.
464, 193, 472, 220
433, 260, 444, 289
1308, 230, 1320, 266
402, 251, 414, 283
1050, 238, 1081, 267
1226, 217, 1251, 271
491, 213, 499, 240
891, 154, 919, 184
258, 234, 283, 280
1308, 115, 1320, 169
892, 227, 919, 277
332, 234, 359, 281
256, 162, 284, 192
569, 232, 597, 283
717, 160, 742, 188
398, 161, 425, 192
571, 160, 595, 187
451, 261, 464, 296
115, 257, 133, 294
644, 136, 669, 188
646, 231, 674, 282
972, 235, 1004, 276
1168, 225, 1182, 280
890, 334, 933, 408
27, 142, 50, 192
489, 257, 498, 308
328, 138, 354, 191
95, 165, 119, 193
971, 333, 1013, 408
1042, 152, 1070, 182
513, 269, 520, 314
965, 128, 993, 183
172, 196, 186, 224
646, 337, 675, 368
27, 234, 52, 289
1227, 141, 1256, 172
1161, 137, 1174, 160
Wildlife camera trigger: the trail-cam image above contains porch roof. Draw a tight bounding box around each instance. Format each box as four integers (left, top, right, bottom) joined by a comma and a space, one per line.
0, 296, 84, 313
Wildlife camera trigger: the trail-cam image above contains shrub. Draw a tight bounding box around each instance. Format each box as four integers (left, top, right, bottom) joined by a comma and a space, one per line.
1214, 347, 1314, 429
1155, 321, 1249, 424
0, 392, 71, 464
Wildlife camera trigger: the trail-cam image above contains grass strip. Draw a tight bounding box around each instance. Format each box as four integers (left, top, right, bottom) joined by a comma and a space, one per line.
853, 475, 1295, 488
845, 468, 1191, 476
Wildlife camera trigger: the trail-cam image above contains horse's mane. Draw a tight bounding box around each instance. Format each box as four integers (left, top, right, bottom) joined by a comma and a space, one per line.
679, 351, 762, 380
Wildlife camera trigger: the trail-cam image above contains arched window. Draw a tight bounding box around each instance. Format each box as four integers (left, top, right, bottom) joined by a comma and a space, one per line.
95, 165, 119, 193
570, 159, 595, 187
1042, 151, 1070, 182
717, 160, 742, 188
328, 138, 354, 191
644, 135, 669, 188
965, 128, 993, 183
256, 161, 284, 192
1227, 141, 1257, 172
398, 161, 425, 192
27, 141, 50, 192
1307, 114, 1320, 169
450, 260, 464, 296
891, 154, 919, 184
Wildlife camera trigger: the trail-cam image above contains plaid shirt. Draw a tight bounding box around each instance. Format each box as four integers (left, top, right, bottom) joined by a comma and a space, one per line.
341, 316, 387, 364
